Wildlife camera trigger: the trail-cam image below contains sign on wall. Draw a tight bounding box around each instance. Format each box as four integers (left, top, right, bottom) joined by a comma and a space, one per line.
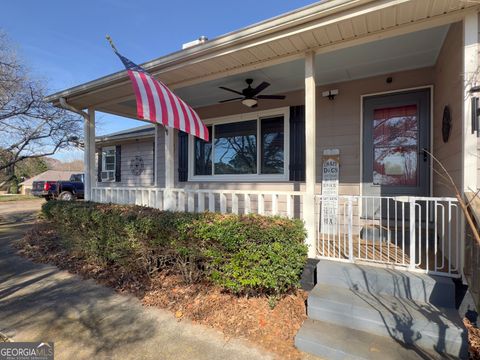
320, 149, 340, 235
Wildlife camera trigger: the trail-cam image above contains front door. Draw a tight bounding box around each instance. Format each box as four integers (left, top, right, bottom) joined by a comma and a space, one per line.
362, 89, 430, 201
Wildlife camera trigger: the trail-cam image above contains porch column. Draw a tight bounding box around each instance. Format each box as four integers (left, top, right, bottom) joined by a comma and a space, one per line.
84, 107, 96, 201
463, 12, 479, 192
304, 51, 317, 258
461, 12, 479, 278
164, 127, 175, 210
154, 124, 159, 187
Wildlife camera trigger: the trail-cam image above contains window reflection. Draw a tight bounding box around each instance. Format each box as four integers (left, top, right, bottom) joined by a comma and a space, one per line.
214, 120, 257, 174
373, 105, 418, 186
261, 117, 284, 174
194, 126, 212, 175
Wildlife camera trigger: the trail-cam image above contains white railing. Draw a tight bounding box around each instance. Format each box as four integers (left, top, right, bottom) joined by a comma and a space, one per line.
92, 187, 164, 208
91, 187, 304, 218
315, 195, 462, 277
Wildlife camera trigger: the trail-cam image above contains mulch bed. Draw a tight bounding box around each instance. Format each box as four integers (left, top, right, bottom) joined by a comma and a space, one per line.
465, 318, 480, 359
15, 221, 307, 360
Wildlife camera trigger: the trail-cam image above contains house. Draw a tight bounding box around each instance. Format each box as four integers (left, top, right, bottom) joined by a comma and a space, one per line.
46, 1, 480, 358
19, 170, 77, 195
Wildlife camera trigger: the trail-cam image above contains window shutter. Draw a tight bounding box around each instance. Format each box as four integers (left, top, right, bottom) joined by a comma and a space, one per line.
178, 131, 188, 182
97, 149, 102, 183
289, 105, 306, 181
115, 145, 121, 182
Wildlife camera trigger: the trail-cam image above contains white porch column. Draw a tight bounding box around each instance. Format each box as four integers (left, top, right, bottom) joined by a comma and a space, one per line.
164, 127, 175, 210
84, 107, 95, 201
304, 51, 317, 258
154, 124, 159, 187
461, 12, 479, 279
463, 12, 479, 192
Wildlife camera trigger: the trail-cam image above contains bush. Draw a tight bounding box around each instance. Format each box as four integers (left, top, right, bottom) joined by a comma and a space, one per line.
41, 201, 308, 296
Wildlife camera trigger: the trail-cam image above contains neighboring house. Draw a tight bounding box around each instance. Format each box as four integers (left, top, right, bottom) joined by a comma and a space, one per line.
46, 1, 480, 358
19, 170, 77, 195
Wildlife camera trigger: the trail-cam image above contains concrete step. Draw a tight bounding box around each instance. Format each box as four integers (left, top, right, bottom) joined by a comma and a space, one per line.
295, 319, 447, 360
307, 284, 468, 358
316, 260, 455, 308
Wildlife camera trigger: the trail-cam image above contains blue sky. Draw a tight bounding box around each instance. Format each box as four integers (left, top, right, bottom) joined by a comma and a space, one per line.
1, 1, 316, 160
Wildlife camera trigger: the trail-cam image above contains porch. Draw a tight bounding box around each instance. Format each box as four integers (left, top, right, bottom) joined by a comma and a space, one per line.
45, 0, 480, 280
91, 187, 461, 276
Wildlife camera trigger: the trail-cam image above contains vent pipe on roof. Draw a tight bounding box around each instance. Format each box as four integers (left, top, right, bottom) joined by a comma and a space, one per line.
182, 36, 208, 50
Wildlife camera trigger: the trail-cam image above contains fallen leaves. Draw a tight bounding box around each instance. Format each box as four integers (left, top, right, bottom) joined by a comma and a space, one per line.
16, 221, 308, 360
464, 318, 480, 359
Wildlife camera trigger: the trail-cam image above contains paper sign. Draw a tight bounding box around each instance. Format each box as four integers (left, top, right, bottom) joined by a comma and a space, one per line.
321, 149, 339, 235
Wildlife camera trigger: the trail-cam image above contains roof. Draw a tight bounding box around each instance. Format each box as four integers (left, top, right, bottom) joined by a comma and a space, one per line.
45, 0, 478, 116
19, 170, 78, 187
96, 124, 155, 142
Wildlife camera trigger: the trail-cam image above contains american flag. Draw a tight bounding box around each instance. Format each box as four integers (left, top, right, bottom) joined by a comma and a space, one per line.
110, 40, 209, 141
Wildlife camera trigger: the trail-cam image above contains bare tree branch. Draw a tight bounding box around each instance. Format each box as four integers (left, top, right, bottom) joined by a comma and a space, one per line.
0, 30, 82, 176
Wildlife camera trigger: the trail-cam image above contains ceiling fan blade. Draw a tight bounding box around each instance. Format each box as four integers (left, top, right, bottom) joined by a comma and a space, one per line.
257, 95, 286, 100
251, 81, 270, 96
219, 97, 244, 103
219, 86, 243, 95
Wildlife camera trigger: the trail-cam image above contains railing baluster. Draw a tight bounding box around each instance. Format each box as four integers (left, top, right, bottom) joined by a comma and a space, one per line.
348, 196, 353, 262
245, 194, 251, 214
258, 194, 265, 215
198, 193, 205, 212
409, 198, 416, 271
271, 194, 278, 216
208, 192, 215, 212
232, 193, 239, 214
220, 193, 227, 213
188, 192, 195, 212
287, 194, 293, 218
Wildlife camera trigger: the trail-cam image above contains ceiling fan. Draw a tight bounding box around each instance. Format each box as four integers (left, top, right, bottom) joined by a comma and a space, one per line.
219, 78, 286, 108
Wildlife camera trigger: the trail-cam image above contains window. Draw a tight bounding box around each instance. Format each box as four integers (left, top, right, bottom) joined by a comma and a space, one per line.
214, 120, 257, 174
261, 116, 284, 174
191, 109, 288, 180
194, 126, 212, 175
372, 105, 418, 186
101, 146, 116, 181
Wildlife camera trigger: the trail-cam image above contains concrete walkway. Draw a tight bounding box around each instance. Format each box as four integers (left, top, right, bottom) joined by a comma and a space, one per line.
0, 201, 275, 360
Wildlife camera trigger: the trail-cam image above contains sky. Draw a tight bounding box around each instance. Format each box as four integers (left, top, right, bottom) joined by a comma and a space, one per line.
1, 0, 317, 160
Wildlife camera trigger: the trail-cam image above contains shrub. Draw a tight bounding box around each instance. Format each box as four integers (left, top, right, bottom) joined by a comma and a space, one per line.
41, 201, 308, 296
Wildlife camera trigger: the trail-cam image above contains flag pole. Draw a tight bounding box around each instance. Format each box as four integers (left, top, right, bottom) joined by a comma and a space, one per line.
105, 35, 119, 53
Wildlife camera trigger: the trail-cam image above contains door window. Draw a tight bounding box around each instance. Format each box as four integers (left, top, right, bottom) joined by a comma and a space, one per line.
372, 105, 418, 186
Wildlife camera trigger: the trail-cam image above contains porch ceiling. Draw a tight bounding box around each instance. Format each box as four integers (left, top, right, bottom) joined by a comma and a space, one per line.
45, 0, 477, 119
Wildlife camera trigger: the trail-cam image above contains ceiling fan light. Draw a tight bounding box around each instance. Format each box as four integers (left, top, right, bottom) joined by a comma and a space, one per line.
242, 98, 257, 107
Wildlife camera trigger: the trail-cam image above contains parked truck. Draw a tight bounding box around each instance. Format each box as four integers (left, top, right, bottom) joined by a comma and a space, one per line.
31, 173, 85, 201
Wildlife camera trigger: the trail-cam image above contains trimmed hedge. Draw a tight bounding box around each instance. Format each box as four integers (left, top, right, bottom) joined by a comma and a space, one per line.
41, 201, 307, 296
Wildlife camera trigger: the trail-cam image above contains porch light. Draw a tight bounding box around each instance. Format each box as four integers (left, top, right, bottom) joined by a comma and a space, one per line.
242, 98, 257, 107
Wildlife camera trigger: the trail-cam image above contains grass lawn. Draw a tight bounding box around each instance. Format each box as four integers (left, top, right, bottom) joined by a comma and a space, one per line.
0, 195, 41, 202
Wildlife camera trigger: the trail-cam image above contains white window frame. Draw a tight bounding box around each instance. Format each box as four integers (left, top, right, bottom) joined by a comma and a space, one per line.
101, 146, 116, 182
188, 107, 290, 182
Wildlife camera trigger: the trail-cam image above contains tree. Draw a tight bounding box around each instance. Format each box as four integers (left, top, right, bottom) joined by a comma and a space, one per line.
0, 30, 81, 182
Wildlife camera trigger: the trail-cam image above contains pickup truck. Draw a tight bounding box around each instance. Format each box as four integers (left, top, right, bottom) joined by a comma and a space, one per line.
31, 173, 85, 201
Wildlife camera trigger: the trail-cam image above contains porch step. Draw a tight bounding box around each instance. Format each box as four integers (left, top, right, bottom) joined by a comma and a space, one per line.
306, 284, 468, 358
316, 260, 455, 308
295, 319, 445, 360
295, 260, 468, 359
